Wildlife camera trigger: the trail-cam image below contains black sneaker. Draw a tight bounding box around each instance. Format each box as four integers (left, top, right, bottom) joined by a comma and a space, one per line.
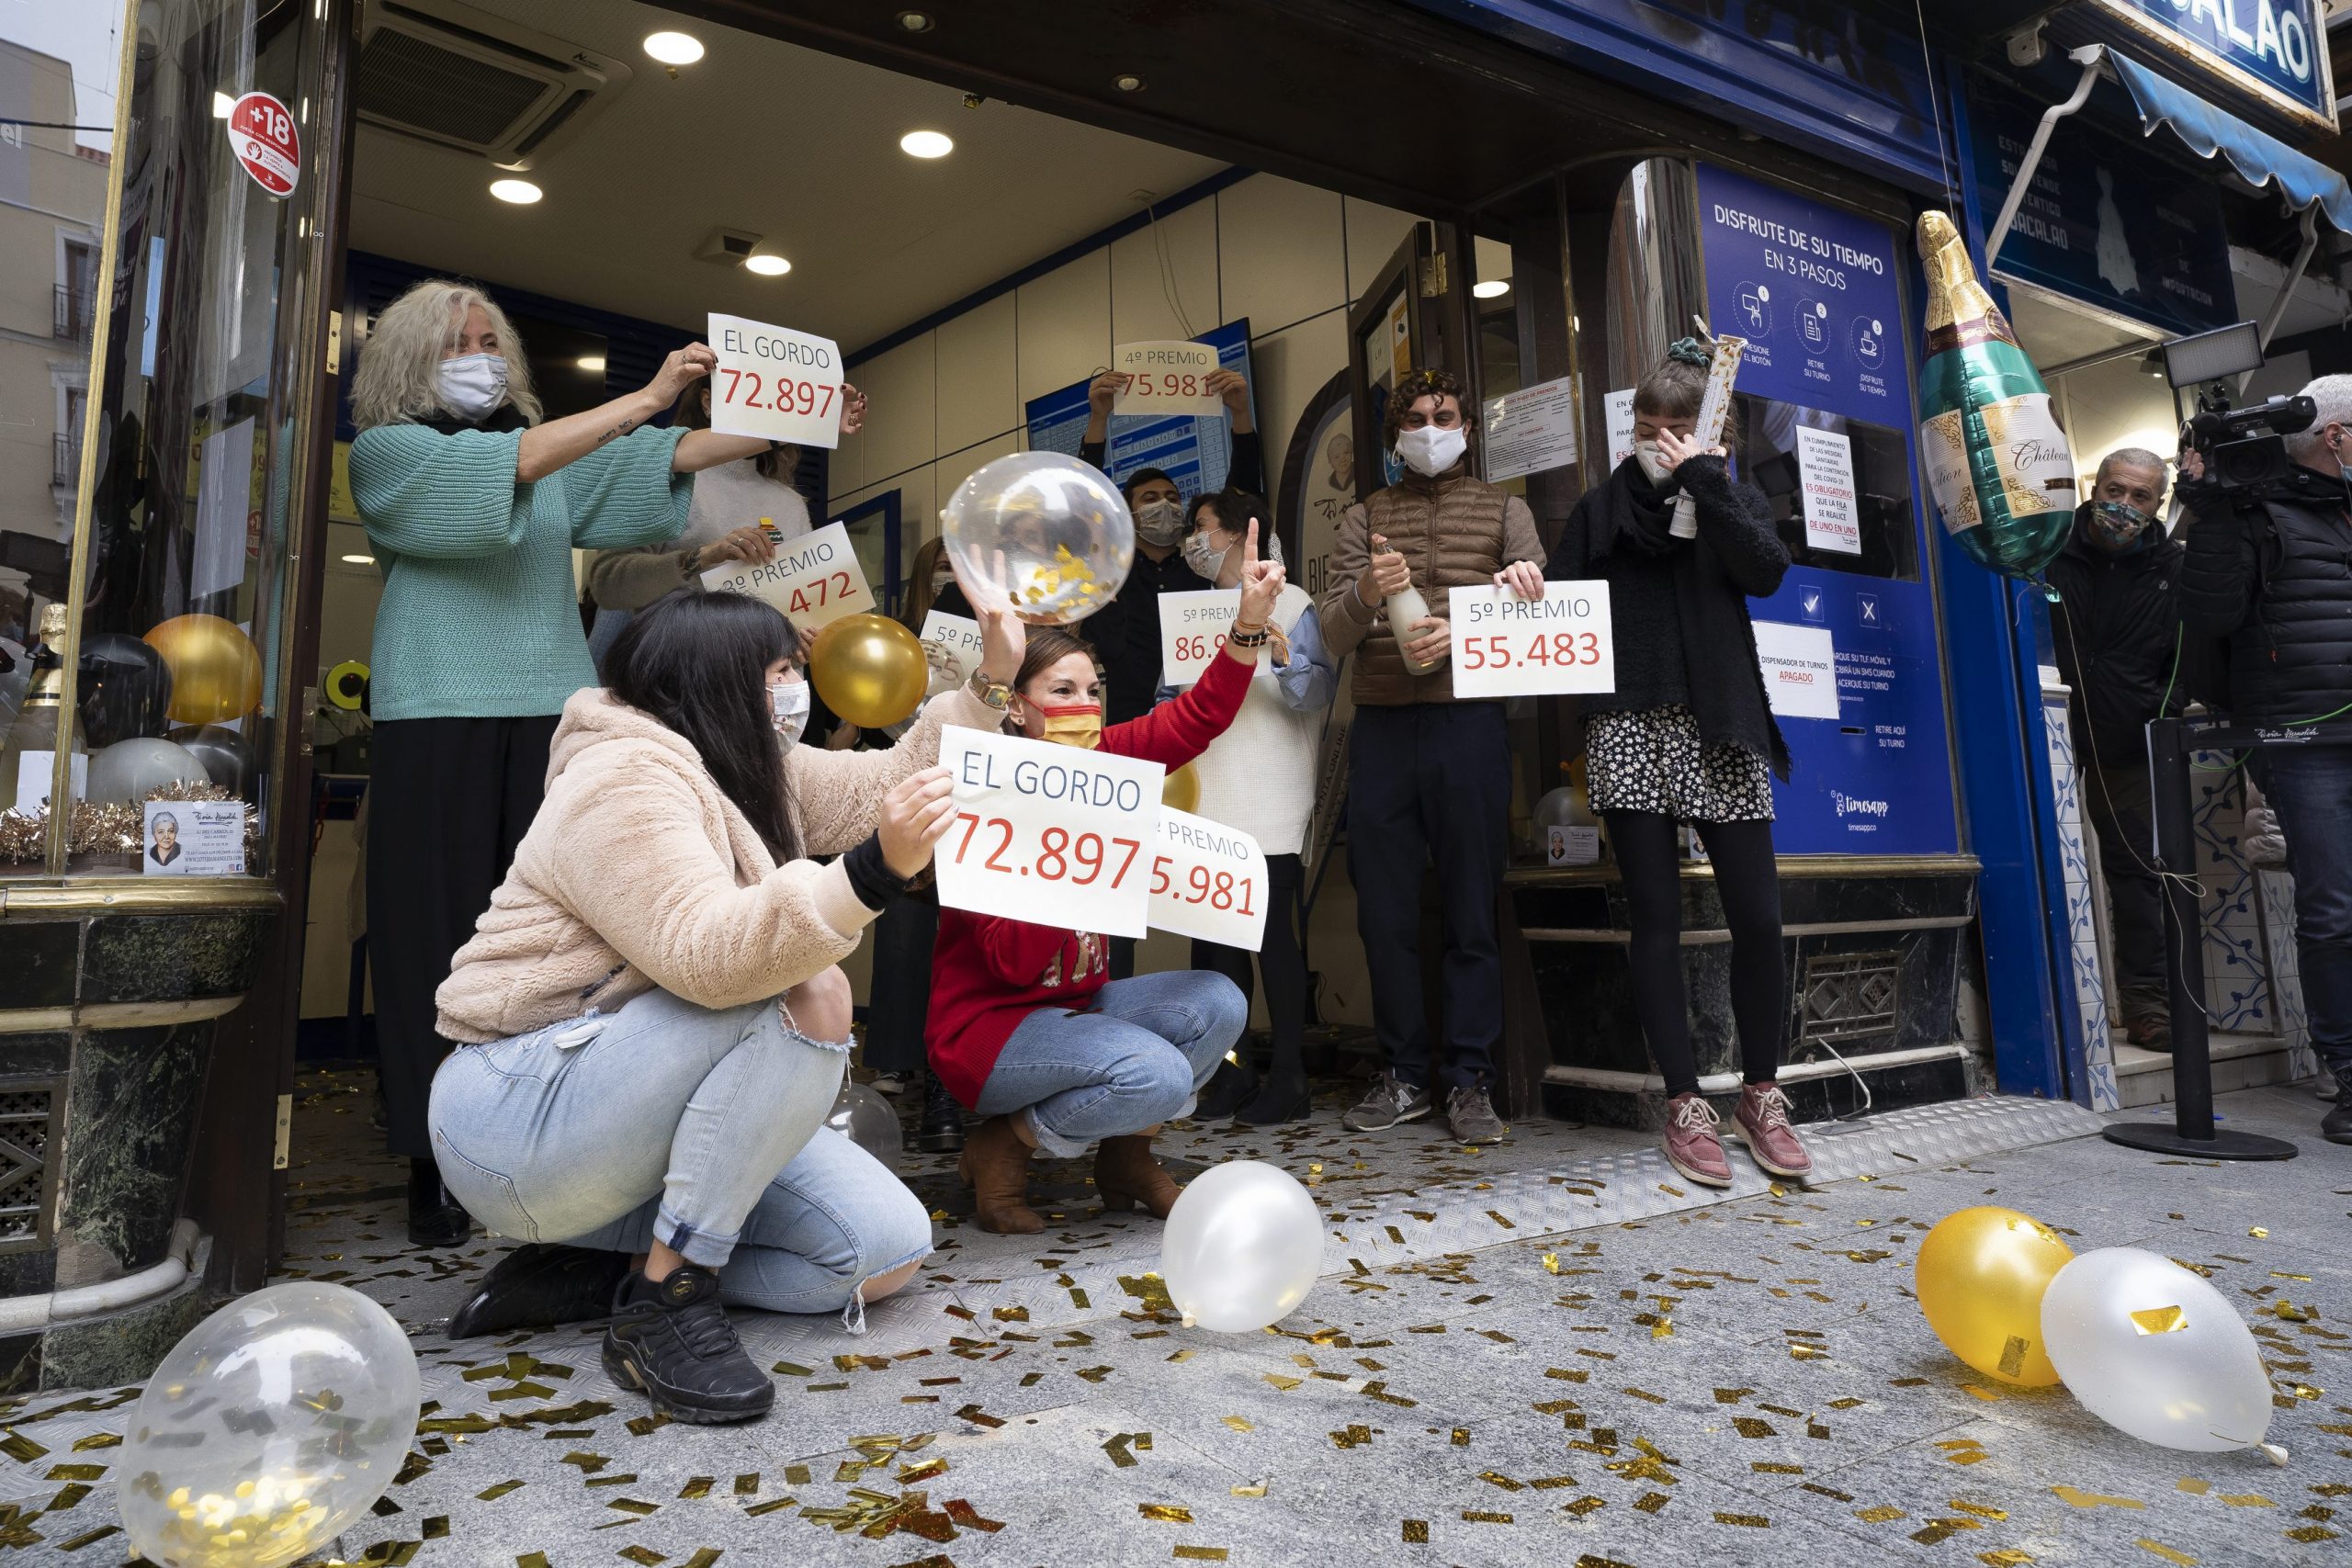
602, 1266, 773, 1424
917, 1072, 967, 1155
447, 1244, 629, 1338
1342, 1070, 1433, 1132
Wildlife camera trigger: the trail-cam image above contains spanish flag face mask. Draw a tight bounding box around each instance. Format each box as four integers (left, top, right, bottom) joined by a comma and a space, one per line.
1037, 702, 1103, 750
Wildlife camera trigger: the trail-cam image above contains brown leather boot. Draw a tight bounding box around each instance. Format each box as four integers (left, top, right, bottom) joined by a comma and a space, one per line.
958, 1115, 1044, 1235
1095, 1133, 1182, 1219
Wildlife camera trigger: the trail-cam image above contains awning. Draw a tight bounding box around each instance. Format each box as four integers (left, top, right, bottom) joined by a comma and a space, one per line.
2105, 50, 2352, 235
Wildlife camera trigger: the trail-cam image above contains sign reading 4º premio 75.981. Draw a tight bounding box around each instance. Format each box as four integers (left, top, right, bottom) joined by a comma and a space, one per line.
2087, 0, 2335, 130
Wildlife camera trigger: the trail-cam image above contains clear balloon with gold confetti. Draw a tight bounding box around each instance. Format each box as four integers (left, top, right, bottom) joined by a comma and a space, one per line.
118, 1282, 420, 1567
941, 451, 1135, 626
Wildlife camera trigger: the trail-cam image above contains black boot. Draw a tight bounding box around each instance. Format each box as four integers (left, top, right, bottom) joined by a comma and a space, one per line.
602, 1265, 773, 1424
1234, 1066, 1312, 1125
447, 1244, 630, 1338
1193, 1055, 1258, 1120
407, 1157, 472, 1249
2324, 1071, 2352, 1145
917, 1072, 966, 1154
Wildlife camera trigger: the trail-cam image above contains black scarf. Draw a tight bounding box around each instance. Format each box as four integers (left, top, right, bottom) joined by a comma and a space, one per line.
416, 403, 528, 438
1591, 457, 1790, 779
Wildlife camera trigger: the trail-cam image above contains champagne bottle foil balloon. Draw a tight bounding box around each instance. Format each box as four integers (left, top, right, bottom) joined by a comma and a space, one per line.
941, 452, 1134, 625
1914, 211, 2076, 580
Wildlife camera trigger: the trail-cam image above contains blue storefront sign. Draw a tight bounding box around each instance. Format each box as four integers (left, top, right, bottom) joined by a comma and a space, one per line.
2083, 0, 2334, 130
1964, 75, 2235, 338
1695, 163, 1961, 857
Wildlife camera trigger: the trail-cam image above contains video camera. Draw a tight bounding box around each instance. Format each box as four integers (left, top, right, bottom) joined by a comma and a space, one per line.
2162, 321, 2316, 499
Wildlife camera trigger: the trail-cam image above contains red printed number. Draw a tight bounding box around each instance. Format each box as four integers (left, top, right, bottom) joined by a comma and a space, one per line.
1458, 632, 1601, 671
786, 571, 854, 615
952, 816, 1140, 888
1173, 633, 1226, 664
718, 369, 837, 420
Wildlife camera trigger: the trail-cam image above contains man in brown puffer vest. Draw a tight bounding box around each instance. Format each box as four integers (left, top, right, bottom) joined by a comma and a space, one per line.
1317, 367, 1545, 1144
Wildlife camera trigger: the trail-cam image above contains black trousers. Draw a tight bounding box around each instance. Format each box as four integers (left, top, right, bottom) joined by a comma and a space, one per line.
1346, 702, 1510, 1090
1192, 852, 1306, 1074
1603, 811, 1784, 1100
865, 896, 939, 1076
2083, 761, 2166, 1015
368, 716, 559, 1158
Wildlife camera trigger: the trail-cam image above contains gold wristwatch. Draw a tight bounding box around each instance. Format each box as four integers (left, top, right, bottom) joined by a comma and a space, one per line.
967, 669, 1012, 711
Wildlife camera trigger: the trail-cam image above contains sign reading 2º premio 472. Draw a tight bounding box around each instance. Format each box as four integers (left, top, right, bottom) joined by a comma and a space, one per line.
2088, 0, 2334, 130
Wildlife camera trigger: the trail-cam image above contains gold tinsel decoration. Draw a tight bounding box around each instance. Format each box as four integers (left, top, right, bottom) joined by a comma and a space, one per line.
0, 781, 257, 863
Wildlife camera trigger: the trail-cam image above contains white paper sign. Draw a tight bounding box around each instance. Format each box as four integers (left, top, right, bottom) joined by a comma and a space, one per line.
1482, 376, 1579, 482
1795, 425, 1861, 556
935, 726, 1162, 939
1606, 389, 1637, 470
1447, 582, 1615, 698
141, 799, 244, 875
1148, 807, 1267, 951
10, 751, 86, 817
1157, 589, 1239, 688
1546, 825, 1600, 866
1112, 340, 1222, 416
701, 520, 875, 629
706, 313, 847, 448
1752, 620, 1840, 719
194, 417, 255, 598
917, 610, 986, 691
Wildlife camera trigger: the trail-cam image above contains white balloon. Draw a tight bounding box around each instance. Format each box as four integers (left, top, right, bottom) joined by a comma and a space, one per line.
88, 737, 209, 804
118, 1282, 421, 1568
825, 1081, 903, 1168
2041, 1247, 2272, 1453
1159, 1160, 1322, 1334
940, 451, 1134, 626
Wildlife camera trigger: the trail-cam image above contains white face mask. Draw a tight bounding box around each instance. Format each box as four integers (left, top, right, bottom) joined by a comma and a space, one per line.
1133, 498, 1187, 546
930, 568, 955, 594
436, 353, 509, 421
1181, 530, 1230, 581
1395, 424, 1466, 477
770, 678, 810, 745
1634, 439, 1675, 485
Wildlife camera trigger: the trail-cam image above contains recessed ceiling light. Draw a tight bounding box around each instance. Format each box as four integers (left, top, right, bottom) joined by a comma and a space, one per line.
899, 130, 953, 158
1114, 73, 1146, 92
642, 30, 704, 65
342, 554, 376, 565
576, 355, 606, 372
1473, 279, 1511, 299
211, 92, 235, 118
895, 10, 934, 30
489, 177, 542, 205
743, 254, 791, 276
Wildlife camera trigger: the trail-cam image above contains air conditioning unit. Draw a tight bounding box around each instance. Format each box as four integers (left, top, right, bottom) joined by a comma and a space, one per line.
355, 0, 629, 170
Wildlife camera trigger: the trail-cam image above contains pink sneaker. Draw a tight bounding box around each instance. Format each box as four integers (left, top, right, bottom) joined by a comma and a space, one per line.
1663, 1093, 1732, 1188
1732, 1081, 1813, 1179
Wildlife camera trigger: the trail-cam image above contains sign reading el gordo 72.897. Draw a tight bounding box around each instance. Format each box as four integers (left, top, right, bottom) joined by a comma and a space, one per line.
707, 314, 847, 449
935, 728, 1164, 939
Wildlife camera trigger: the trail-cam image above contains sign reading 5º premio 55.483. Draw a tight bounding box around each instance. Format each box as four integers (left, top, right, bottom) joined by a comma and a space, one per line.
2088, 0, 2334, 130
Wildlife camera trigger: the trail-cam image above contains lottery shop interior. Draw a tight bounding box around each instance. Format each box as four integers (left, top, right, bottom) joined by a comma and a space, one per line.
93, 0, 2017, 1280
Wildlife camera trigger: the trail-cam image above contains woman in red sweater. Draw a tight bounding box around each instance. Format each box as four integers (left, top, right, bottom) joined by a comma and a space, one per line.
928, 526, 1288, 1234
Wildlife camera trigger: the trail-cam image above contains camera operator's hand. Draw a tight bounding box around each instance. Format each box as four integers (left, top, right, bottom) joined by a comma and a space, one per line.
2178, 448, 2205, 483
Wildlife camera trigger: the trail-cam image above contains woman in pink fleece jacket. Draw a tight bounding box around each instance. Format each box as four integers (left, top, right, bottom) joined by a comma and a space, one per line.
426, 583, 1023, 1426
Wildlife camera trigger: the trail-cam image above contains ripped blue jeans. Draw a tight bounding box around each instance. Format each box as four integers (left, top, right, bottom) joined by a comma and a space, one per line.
428, 987, 932, 1315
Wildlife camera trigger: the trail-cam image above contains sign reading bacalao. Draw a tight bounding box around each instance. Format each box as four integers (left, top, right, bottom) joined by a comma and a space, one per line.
2088, 0, 2335, 130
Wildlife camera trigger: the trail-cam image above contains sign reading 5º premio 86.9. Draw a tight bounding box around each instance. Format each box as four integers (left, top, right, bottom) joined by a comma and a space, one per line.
935, 727, 1164, 940
1446, 582, 1615, 699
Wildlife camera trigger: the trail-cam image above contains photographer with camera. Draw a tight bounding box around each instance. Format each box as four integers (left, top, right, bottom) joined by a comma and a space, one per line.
2177, 374, 2352, 1143
2049, 447, 2188, 1053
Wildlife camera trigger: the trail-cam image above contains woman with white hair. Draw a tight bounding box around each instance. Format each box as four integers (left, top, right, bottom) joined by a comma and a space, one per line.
348, 277, 767, 1247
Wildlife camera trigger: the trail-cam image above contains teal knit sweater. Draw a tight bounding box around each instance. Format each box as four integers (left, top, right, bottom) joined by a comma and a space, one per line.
350, 422, 692, 721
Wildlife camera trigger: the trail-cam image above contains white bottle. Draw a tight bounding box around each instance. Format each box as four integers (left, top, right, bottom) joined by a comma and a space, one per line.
1385, 582, 1445, 676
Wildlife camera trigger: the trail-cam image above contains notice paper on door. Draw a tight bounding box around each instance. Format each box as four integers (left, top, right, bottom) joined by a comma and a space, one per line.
1751, 620, 1839, 720
1481, 375, 1578, 482
1605, 389, 1637, 471
1796, 425, 1861, 556
706, 313, 847, 448
701, 519, 876, 629
1111, 339, 1224, 417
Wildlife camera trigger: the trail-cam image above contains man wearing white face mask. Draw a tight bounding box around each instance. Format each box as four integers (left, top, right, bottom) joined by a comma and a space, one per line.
1318, 367, 1545, 1145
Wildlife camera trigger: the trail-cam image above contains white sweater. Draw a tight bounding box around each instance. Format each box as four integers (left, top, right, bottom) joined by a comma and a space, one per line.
1190, 584, 1324, 858
684, 457, 811, 551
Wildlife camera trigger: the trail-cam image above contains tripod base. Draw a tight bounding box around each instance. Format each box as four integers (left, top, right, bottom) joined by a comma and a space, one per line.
2103, 1122, 2298, 1161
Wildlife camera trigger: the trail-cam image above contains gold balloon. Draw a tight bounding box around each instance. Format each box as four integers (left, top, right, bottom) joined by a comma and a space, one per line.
1163, 761, 1200, 814
809, 615, 929, 729
143, 615, 262, 726
1915, 1205, 2073, 1387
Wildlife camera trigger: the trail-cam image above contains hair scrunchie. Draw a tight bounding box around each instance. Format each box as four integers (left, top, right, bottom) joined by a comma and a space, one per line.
1666, 337, 1711, 368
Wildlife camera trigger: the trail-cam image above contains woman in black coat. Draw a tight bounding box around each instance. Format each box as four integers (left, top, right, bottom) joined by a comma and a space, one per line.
1547, 342, 1810, 1190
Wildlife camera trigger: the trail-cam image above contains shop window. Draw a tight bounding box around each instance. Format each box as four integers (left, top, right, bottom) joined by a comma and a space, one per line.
1734, 397, 1919, 582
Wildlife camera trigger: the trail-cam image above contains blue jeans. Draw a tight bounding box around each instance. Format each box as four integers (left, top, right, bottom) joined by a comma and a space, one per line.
427, 987, 932, 1314
976, 970, 1246, 1158
2261, 743, 2352, 1080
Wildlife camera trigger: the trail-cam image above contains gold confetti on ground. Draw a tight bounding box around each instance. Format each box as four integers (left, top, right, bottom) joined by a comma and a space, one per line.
1402, 1520, 1429, 1543
1170, 1548, 1227, 1562
1140, 1504, 1193, 1522
2134, 1540, 2196, 1566
1714, 1512, 1770, 1527
2052, 1487, 2145, 1510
